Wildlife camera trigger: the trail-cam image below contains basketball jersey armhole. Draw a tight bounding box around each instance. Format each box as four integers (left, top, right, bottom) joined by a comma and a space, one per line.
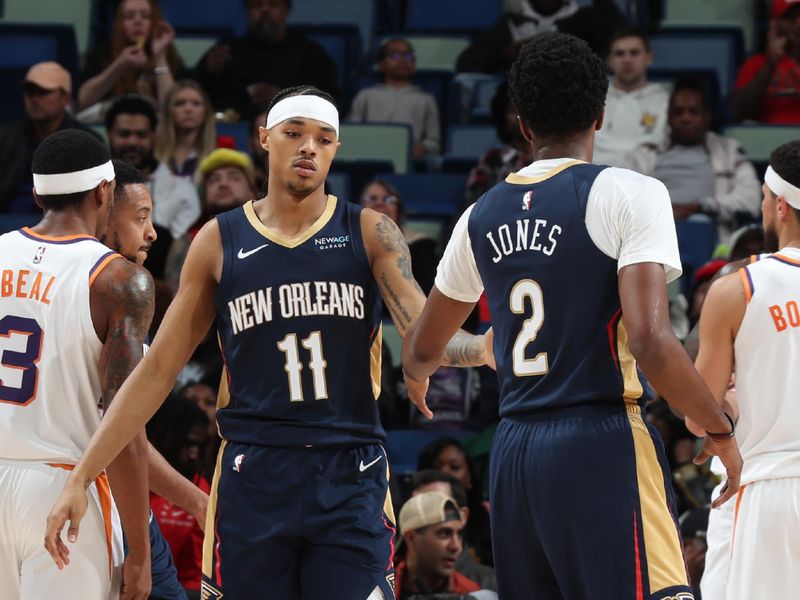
739, 267, 754, 304
88, 252, 124, 287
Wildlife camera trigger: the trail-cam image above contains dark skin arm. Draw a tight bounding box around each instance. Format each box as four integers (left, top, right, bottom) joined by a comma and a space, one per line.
90, 258, 155, 599
618, 263, 742, 507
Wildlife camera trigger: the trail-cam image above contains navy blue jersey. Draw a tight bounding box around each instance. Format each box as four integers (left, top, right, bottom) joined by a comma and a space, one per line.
468, 163, 649, 417
214, 197, 385, 447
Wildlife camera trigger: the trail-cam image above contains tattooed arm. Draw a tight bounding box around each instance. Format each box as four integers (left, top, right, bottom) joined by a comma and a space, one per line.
364, 209, 487, 367
93, 258, 156, 597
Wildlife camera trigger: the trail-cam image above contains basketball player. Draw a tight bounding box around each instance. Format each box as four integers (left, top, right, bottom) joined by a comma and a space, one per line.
402, 33, 743, 600
44, 86, 490, 599
691, 140, 800, 600
0, 130, 152, 599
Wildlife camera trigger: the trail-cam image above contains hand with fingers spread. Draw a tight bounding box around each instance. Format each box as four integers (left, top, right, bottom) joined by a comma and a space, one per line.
403, 367, 432, 420
43, 478, 89, 569
693, 419, 743, 509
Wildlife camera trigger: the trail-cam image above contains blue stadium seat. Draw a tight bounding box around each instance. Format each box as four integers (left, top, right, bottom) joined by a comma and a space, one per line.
384, 429, 473, 477
469, 77, 502, 121
0, 66, 30, 122
159, 0, 247, 37
649, 26, 744, 100
326, 171, 351, 201
289, 0, 376, 55
216, 122, 250, 152
0, 214, 38, 235
377, 173, 467, 217
404, 0, 501, 33
331, 159, 395, 199
0, 23, 79, 81
446, 124, 502, 160
304, 25, 361, 92
675, 220, 718, 288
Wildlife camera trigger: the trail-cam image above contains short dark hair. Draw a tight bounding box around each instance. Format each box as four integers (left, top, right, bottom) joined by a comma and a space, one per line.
411, 469, 469, 509
265, 85, 336, 115
769, 140, 800, 222
112, 159, 146, 202
244, 0, 291, 8
105, 94, 158, 132
378, 37, 412, 61
509, 32, 608, 139
32, 129, 111, 211
609, 27, 650, 52
669, 76, 711, 111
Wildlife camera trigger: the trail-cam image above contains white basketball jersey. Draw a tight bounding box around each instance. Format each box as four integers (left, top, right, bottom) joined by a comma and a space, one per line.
0, 227, 121, 463
734, 247, 800, 484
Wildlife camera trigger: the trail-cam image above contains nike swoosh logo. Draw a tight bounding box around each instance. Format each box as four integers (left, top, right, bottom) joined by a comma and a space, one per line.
237, 244, 269, 259
359, 456, 383, 472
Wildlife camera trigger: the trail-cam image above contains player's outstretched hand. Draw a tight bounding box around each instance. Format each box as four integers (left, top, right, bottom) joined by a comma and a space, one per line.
121, 554, 152, 600
403, 368, 432, 419
693, 434, 742, 509
44, 478, 89, 569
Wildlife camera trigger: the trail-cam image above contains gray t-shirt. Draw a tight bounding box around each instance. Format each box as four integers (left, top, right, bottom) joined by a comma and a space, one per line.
652, 145, 715, 205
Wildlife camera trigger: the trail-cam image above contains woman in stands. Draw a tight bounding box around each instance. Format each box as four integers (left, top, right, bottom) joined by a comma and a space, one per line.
78, 0, 182, 112
156, 80, 217, 178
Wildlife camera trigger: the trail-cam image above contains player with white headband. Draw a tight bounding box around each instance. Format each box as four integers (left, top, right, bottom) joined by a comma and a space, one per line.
690, 139, 800, 600
45, 86, 494, 600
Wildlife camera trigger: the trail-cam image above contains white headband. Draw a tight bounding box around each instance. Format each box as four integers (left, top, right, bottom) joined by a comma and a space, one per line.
33, 160, 115, 196
266, 95, 339, 138
765, 165, 800, 210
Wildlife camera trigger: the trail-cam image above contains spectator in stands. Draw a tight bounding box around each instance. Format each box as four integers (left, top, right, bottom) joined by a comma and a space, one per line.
411, 470, 497, 590
193, 0, 339, 118
395, 492, 494, 600
0, 62, 99, 213
732, 0, 800, 124
78, 0, 182, 113
180, 380, 218, 438
147, 397, 211, 597
106, 95, 200, 279
680, 507, 710, 597
594, 28, 668, 167
417, 438, 493, 566
625, 77, 761, 241
249, 110, 268, 193
165, 148, 257, 290
348, 38, 441, 157
464, 82, 533, 208
156, 80, 217, 178
455, 0, 625, 74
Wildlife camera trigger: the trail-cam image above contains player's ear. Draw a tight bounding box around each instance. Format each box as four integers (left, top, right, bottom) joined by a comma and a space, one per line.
517, 116, 533, 143
259, 126, 269, 152
32, 190, 43, 209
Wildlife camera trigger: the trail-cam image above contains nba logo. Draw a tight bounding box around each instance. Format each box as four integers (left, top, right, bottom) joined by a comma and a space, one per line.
522, 191, 533, 210
233, 453, 245, 472
33, 246, 46, 265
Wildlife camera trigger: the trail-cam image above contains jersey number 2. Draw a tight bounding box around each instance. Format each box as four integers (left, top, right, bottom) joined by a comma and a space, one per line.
277, 331, 328, 402
0, 315, 43, 405
510, 280, 549, 376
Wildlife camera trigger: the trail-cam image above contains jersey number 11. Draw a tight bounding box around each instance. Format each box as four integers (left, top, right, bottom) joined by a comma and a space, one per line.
277, 331, 329, 402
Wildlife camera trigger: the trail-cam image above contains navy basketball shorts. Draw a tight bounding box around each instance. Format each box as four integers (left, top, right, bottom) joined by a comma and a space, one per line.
149, 515, 189, 600
490, 403, 693, 600
201, 441, 396, 600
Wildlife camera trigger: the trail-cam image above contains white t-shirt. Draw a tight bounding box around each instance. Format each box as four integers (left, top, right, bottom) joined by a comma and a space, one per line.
436, 158, 682, 302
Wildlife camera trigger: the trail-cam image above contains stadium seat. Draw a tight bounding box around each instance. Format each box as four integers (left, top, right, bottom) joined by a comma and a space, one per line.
326, 171, 351, 201
0, 23, 80, 81
173, 35, 220, 69
384, 429, 473, 476
0, 214, 38, 235
2, 0, 93, 55
289, 0, 376, 55
159, 0, 247, 37
374, 34, 470, 72
0, 66, 29, 122
337, 123, 413, 173
446, 124, 502, 160
216, 122, 251, 152
675, 220, 718, 287
722, 125, 800, 162
649, 26, 744, 99
469, 76, 502, 121
404, 0, 501, 34
662, 0, 756, 51
304, 25, 361, 91
331, 159, 395, 199
377, 173, 467, 217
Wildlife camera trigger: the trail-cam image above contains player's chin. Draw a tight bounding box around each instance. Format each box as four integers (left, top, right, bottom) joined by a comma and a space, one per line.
135, 250, 148, 265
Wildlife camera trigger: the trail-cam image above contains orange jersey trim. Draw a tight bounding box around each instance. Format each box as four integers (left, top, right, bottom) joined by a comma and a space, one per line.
739, 268, 753, 304
21, 227, 96, 242
88, 253, 124, 287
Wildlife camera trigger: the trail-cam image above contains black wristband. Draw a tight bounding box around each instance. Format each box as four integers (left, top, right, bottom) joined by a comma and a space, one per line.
706, 412, 736, 439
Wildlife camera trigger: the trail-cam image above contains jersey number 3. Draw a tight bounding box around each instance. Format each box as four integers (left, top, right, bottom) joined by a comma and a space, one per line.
277, 331, 329, 402
0, 315, 43, 405
510, 280, 549, 377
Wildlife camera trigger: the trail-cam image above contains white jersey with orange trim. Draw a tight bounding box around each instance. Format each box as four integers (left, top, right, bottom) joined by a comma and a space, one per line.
735, 246, 800, 485
0, 227, 122, 463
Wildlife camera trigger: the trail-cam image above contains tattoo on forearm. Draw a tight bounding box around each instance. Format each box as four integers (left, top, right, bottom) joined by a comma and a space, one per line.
443, 331, 484, 367
374, 215, 419, 285
378, 271, 413, 330
99, 266, 155, 411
